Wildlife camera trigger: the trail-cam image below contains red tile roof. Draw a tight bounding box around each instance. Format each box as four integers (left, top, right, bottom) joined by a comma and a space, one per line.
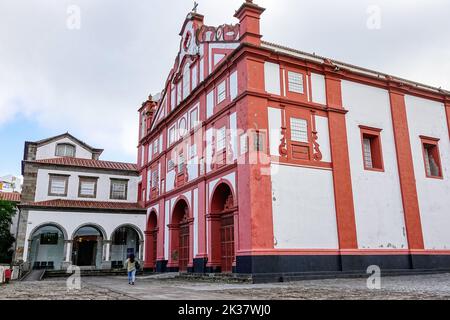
30, 158, 138, 172
20, 199, 145, 211
0, 192, 21, 202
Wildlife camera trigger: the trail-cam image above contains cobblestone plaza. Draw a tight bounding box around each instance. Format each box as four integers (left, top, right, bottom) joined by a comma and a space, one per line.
2, 274, 450, 300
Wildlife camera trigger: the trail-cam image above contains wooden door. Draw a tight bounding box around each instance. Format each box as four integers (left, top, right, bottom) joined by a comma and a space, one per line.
220, 214, 234, 273
179, 223, 190, 272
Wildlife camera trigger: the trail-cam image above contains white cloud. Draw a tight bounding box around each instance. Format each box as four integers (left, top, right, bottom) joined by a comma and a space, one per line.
0, 0, 448, 162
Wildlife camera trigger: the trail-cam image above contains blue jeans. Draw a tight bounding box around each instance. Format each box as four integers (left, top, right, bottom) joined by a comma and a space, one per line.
128, 270, 136, 283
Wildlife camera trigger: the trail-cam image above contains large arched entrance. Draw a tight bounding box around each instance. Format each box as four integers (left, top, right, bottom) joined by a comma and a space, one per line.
72, 225, 104, 268
29, 224, 65, 270
210, 183, 236, 273
110, 225, 141, 268
145, 212, 158, 270
170, 199, 190, 272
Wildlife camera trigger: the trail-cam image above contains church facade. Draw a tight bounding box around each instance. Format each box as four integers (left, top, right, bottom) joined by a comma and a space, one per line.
137, 1, 450, 278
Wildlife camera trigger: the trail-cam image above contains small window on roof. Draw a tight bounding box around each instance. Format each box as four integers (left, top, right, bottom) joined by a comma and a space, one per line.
56, 143, 76, 157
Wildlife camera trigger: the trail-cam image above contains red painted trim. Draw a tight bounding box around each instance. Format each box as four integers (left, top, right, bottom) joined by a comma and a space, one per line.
325, 75, 358, 249
389, 90, 424, 250
237, 249, 450, 256
445, 101, 450, 139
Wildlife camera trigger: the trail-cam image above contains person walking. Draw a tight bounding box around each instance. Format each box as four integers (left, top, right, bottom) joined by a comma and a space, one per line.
124, 254, 140, 285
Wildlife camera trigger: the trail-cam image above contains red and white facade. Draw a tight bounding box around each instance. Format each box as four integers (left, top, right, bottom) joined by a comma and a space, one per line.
137, 1, 450, 278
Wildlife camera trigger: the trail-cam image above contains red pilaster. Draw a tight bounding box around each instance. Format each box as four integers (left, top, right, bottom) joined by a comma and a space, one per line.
234, 1, 265, 46
389, 90, 425, 250
325, 74, 358, 249
445, 98, 450, 140
196, 180, 207, 259
236, 54, 274, 253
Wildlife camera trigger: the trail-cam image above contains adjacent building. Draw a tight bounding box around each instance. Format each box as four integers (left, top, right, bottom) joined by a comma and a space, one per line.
137, 1, 450, 278
15, 133, 146, 271
0, 175, 22, 193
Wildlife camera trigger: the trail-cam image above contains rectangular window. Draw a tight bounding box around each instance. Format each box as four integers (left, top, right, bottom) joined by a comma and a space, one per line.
290, 118, 308, 143
421, 136, 443, 179
288, 71, 304, 94
217, 127, 226, 151
230, 71, 238, 101
40, 233, 59, 245
177, 83, 182, 106
171, 86, 176, 110
240, 134, 248, 155
190, 107, 199, 129
78, 177, 98, 198
360, 126, 384, 171
48, 174, 69, 197
192, 65, 198, 89
183, 65, 191, 100
153, 139, 159, 155
151, 169, 159, 189
217, 81, 226, 104
190, 144, 197, 158
110, 179, 128, 200
167, 159, 175, 172
55, 144, 76, 157
253, 131, 265, 152
168, 125, 176, 146
178, 154, 185, 173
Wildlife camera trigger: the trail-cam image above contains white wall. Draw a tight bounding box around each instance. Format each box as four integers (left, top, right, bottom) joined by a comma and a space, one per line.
342, 80, 408, 249
35, 168, 139, 203
264, 62, 281, 95
36, 137, 93, 160
311, 73, 326, 105
271, 164, 339, 249
405, 95, 450, 249
316, 116, 331, 162
23, 210, 146, 261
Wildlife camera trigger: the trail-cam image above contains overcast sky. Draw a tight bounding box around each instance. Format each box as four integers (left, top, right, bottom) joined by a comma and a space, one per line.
1, 0, 449, 177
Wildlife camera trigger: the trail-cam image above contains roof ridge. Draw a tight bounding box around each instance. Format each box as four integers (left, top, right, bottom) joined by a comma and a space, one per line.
261, 40, 450, 95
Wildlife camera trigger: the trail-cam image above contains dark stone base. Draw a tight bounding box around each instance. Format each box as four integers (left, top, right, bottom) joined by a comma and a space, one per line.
156, 260, 168, 273
193, 258, 208, 273
156, 254, 450, 283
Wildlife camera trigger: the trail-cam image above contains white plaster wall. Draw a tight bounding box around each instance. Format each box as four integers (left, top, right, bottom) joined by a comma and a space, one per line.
264, 62, 281, 95
205, 128, 213, 173
342, 80, 408, 249
268, 107, 282, 156
166, 171, 175, 193
206, 91, 214, 119
36, 137, 93, 160
311, 73, 326, 105
405, 95, 450, 249
271, 164, 339, 249
164, 200, 170, 260
230, 71, 238, 101
35, 169, 139, 203
23, 210, 146, 261
193, 188, 199, 256
316, 116, 331, 163
230, 112, 238, 161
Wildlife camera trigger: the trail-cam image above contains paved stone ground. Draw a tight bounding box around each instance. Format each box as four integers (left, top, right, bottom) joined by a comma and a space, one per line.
1, 273, 450, 300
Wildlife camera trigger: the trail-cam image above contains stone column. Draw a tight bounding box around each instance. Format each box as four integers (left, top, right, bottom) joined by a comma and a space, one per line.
101, 240, 112, 270
139, 240, 145, 261
62, 240, 73, 270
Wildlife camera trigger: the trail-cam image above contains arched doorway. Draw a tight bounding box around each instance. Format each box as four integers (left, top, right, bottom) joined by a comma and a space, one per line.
210, 183, 236, 273
72, 225, 104, 269
170, 199, 190, 272
110, 225, 141, 268
29, 224, 65, 270
145, 212, 158, 270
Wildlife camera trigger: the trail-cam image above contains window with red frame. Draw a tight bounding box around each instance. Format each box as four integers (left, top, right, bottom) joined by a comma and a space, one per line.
421, 136, 442, 178
360, 126, 384, 171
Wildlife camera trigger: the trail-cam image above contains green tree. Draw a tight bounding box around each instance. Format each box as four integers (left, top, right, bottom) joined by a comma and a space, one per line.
0, 200, 16, 264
